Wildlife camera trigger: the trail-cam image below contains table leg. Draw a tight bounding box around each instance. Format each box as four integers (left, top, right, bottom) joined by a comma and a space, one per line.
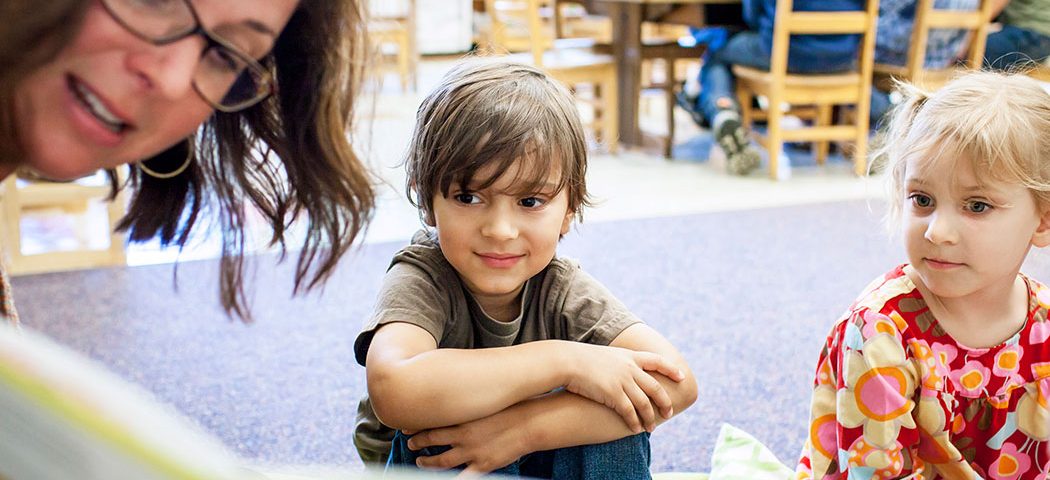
609, 3, 643, 147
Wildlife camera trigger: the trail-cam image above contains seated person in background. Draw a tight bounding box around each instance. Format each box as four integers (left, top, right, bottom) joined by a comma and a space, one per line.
983, 0, 1050, 70
796, 71, 1050, 479
870, 0, 977, 127
353, 58, 697, 478
688, 0, 864, 176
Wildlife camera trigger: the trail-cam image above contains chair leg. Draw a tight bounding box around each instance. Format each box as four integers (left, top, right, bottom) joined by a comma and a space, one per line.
853, 126, 868, 176
815, 104, 832, 166
766, 94, 785, 180
397, 33, 410, 93
592, 81, 604, 145
664, 61, 676, 159
602, 72, 619, 154
736, 88, 753, 131
1, 178, 23, 270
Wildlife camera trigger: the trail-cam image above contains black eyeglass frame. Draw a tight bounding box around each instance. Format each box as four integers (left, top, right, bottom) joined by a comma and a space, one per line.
98, 0, 276, 112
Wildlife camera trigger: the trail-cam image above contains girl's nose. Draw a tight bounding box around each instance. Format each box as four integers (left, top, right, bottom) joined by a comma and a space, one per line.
924, 211, 959, 245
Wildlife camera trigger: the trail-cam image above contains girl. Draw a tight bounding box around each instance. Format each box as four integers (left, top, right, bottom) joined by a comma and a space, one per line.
0, 0, 376, 322
796, 71, 1050, 479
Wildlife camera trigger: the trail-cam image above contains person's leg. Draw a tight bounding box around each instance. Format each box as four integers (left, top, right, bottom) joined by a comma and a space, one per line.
984, 25, 1050, 70
386, 431, 523, 475
697, 32, 767, 175
698, 31, 770, 124
548, 433, 652, 480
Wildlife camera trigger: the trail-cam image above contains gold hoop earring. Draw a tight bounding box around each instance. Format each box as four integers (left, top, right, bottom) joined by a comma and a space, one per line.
139, 141, 193, 179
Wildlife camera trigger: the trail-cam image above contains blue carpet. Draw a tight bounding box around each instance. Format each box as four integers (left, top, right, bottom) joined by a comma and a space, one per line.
14, 200, 1050, 473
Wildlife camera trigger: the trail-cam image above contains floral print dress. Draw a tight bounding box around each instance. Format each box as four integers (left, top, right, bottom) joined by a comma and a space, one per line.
796, 265, 1050, 480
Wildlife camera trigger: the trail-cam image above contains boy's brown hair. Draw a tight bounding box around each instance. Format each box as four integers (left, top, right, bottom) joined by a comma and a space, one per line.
406, 58, 593, 224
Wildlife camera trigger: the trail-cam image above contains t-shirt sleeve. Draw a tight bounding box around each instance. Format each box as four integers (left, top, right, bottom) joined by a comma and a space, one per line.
353, 261, 451, 366
795, 309, 922, 479
552, 263, 642, 346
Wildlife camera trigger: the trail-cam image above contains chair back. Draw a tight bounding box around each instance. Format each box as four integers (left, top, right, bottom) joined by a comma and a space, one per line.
484, 0, 555, 60
882, 0, 993, 88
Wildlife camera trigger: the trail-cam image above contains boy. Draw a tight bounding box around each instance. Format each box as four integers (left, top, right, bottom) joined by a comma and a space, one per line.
352, 59, 698, 478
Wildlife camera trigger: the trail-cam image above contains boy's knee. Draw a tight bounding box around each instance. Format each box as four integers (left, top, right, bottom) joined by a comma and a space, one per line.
551, 433, 652, 479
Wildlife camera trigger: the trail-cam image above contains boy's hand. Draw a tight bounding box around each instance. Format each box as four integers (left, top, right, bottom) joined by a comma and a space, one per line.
405, 409, 526, 476
565, 343, 685, 433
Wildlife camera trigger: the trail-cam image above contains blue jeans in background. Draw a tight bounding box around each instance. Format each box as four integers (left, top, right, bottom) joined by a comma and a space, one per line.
984, 24, 1050, 70
386, 430, 652, 479
698, 31, 856, 124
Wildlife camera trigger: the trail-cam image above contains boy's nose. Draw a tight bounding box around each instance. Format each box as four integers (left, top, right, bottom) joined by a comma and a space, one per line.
924, 211, 959, 245
481, 212, 518, 241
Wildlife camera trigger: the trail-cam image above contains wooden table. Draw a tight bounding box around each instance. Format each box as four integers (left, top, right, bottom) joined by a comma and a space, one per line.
597, 0, 742, 148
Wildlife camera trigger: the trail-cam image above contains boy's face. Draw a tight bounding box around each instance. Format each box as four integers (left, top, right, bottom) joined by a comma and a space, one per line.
431, 160, 574, 316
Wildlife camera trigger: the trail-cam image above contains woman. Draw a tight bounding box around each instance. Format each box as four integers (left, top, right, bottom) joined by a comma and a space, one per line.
0, 0, 376, 322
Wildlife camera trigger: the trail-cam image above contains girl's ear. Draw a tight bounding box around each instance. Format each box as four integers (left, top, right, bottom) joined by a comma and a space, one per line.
1033, 206, 1050, 248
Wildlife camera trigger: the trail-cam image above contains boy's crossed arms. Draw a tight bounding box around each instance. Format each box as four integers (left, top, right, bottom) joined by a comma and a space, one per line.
366, 321, 696, 474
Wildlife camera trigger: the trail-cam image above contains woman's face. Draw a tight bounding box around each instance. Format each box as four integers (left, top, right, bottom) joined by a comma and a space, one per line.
14, 0, 298, 180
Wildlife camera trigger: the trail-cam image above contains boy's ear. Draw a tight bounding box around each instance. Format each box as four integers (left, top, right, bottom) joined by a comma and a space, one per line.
560, 209, 574, 236
1033, 206, 1050, 248
424, 209, 436, 227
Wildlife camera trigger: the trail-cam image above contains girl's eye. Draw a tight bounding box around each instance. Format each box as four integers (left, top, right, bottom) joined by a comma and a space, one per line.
966, 201, 992, 214
519, 197, 546, 208
453, 193, 480, 204
909, 193, 933, 208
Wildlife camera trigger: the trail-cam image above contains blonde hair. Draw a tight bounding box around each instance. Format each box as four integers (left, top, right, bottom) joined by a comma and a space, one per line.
406, 57, 592, 224
874, 71, 1050, 227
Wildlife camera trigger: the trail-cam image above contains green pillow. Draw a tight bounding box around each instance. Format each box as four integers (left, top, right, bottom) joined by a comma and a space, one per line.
708, 424, 793, 480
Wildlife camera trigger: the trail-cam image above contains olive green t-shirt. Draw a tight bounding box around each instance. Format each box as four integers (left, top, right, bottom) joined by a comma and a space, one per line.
352, 230, 641, 463
1002, 0, 1050, 37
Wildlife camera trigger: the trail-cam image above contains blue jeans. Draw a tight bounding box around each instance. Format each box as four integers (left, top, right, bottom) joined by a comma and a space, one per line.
698, 31, 856, 124
386, 430, 652, 479
983, 24, 1050, 70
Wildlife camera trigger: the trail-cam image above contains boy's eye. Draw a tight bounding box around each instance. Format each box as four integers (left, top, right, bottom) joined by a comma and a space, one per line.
453, 193, 480, 204
965, 200, 992, 213
909, 193, 933, 208
519, 197, 545, 208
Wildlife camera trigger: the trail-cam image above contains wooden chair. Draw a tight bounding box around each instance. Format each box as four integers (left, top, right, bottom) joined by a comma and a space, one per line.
486, 0, 619, 152
873, 0, 993, 92
0, 170, 127, 275
369, 0, 418, 93
733, 0, 880, 179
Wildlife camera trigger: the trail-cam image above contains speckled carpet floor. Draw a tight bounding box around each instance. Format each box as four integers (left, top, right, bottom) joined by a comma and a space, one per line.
16, 199, 1050, 473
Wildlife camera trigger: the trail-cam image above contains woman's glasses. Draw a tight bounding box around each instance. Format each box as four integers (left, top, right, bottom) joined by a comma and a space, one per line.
100, 0, 275, 112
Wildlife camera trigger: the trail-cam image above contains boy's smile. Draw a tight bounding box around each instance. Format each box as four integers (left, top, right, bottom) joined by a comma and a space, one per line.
430, 161, 573, 321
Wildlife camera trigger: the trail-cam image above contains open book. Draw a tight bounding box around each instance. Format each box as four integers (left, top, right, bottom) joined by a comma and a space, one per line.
0, 321, 265, 479
0, 322, 436, 480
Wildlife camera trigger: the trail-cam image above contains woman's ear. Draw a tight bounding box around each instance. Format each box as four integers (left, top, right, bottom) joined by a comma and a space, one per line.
1032, 206, 1050, 248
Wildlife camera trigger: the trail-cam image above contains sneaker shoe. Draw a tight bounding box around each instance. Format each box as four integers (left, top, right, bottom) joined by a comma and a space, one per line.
674, 90, 708, 128
714, 114, 760, 175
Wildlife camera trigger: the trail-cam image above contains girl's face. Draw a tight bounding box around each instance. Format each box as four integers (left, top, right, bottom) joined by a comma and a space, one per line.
14, 0, 298, 180
903, 154, 1050, 300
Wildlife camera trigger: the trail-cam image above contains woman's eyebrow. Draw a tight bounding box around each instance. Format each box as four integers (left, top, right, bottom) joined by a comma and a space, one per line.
242, 19, 278, 39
